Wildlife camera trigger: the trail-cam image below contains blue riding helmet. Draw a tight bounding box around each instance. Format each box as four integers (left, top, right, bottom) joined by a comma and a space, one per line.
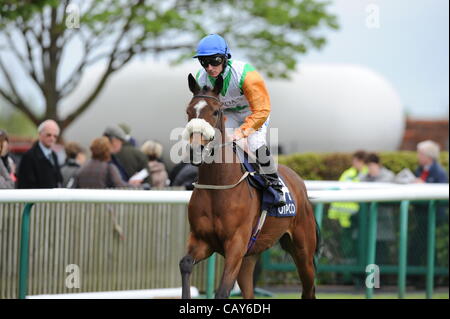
193, 34, 232, 58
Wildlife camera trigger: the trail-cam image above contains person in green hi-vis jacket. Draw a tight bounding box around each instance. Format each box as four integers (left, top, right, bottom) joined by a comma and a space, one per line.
328, 151, 368, 280
328, 150, 368, 228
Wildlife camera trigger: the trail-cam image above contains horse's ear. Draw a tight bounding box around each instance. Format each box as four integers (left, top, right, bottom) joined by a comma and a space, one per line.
212, 76, 223, 96
188, 73, 200, 95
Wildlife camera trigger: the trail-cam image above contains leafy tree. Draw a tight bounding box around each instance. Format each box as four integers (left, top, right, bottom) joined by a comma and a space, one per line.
0, 0, 338, 134
0, 104, 36, 137
0, 0, 54, 25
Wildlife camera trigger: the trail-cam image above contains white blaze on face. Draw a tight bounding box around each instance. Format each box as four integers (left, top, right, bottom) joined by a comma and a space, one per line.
194, 100, 207, 118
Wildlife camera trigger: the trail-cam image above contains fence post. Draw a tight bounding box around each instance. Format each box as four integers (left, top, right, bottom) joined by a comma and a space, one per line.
426, 200, 436, 299
314, 203, 324, 230
365, 202, 378, 299
398, 200, 409, 299
18, 203, 34, 299
358, 203, 368, 268
313, 203, 324, 282
206, 253, 216, 299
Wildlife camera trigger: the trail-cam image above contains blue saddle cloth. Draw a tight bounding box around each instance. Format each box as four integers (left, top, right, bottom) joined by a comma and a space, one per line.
240, 152, 296, 218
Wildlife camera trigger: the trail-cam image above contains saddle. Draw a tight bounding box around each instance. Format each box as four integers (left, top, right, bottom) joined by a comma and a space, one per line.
231, 145, 297, 254
233, 145, 297, 218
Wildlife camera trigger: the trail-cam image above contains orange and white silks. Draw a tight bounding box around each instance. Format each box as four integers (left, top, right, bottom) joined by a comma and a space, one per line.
195, 60, 271, 145
240, 69, 271, 137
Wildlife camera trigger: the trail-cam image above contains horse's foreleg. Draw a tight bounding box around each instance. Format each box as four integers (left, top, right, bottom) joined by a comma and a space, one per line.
215, 237, 247, 299
180, 234, 212, 299
180, 254, 195, 299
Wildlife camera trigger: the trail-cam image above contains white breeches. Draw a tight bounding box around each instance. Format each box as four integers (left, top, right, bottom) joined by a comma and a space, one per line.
224, 110, 269, 153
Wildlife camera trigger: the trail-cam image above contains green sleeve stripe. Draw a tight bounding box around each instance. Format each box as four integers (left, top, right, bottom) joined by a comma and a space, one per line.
219, 60, 233, 96
221, 70, 232, 96
239, 63, 256, 89
207, 75, 216, 86
226, 105, 248, 112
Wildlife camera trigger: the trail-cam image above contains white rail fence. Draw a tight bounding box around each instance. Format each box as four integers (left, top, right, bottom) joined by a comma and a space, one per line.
1, 182, 448, 203
0, 182, 448, 299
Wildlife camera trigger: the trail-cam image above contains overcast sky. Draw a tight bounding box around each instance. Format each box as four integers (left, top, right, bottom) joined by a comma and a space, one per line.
1, 0, 448, 119
299, 0, 449, 118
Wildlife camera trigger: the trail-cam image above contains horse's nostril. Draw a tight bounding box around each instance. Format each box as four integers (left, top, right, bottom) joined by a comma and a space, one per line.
191, 132, 204, 145
190, 145, 203, 166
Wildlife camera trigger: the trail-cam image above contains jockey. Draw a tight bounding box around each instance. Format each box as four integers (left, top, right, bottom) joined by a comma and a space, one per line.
193, 34, 286, 207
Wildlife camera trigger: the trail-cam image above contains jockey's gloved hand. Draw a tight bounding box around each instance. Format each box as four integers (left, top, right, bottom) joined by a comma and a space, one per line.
231, 128, 245, 141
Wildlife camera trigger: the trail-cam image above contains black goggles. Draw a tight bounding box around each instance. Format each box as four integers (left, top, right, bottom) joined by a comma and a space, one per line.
199, 55, 224, 68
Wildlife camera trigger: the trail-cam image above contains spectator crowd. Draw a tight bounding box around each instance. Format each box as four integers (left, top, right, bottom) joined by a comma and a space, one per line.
0, 121, 448, 191
0, 120, 199, 190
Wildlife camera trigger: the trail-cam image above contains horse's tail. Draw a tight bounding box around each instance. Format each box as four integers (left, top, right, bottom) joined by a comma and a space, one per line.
306, 195, 322, 271
312, 212, 322, 271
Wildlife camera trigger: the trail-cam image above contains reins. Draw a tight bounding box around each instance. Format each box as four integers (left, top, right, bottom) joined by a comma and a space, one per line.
189, 94, 267, 255
192, 170, 255, 190
190, 94, 248, 190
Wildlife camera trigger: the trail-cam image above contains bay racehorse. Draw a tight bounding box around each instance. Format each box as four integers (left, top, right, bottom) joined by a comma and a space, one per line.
179, 74, 319, 299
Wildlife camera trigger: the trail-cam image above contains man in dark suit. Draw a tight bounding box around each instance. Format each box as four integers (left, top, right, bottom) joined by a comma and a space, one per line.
17, 120, 63, 188
414, 140, 448, 184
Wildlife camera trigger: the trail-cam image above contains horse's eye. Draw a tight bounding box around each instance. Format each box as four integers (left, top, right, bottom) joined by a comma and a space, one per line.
213, 110, 219, 116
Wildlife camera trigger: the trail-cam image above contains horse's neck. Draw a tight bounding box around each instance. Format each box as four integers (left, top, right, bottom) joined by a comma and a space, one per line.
198, 119, 243, 184
198, 146, 242, 185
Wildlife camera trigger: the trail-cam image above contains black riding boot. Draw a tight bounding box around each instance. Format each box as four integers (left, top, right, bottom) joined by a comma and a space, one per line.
255, 146, 286, 208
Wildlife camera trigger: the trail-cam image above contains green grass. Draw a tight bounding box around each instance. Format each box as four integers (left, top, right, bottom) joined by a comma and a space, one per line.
254, 292, 449, 299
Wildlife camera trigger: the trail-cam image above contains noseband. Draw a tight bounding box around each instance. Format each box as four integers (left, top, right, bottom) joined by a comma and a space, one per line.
190, 94, 248, 190
191, 94, 235, 154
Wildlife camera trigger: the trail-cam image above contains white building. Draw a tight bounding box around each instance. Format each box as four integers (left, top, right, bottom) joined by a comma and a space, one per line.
62, 61, 405, 165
